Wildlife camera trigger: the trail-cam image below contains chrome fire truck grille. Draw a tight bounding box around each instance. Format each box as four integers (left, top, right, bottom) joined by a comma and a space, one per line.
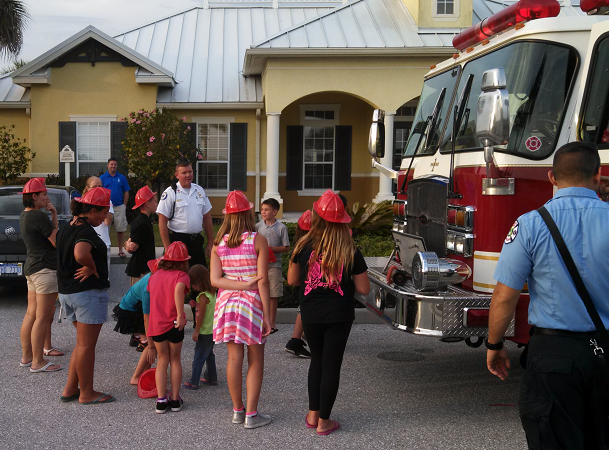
406, 177, 448, 258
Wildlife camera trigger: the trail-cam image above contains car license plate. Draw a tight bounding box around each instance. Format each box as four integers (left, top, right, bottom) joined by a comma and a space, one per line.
0, 263, 22, 276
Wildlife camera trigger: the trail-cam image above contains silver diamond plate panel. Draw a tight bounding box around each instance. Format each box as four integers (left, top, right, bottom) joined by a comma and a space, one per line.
442, 298, 515, 337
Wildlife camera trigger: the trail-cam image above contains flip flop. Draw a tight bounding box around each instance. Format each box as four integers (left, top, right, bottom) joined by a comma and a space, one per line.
317, 421, 340, 436
183, 382, 199, 390
60, 391, 80, 403
306, 415, 318, 429
118, 252, 126, 258
270, 328, 279, 335
199, 379, 218, 386
81, 394, 115, 405
19, 360, 32, 367
44, 348, 64, 357
30, 361, 62, 373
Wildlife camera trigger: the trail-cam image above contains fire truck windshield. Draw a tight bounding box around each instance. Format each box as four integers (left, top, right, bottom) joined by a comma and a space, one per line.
403, 68, 460, 157
581, 35, 609, 146
439, 41, 578, 160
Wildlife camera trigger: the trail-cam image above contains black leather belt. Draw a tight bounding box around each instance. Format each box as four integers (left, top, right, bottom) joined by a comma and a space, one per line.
169, 230, 202, 241
533, 327, 598, 339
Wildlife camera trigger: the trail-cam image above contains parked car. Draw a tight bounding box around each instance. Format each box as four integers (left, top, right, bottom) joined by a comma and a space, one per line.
0, 186, 78, 285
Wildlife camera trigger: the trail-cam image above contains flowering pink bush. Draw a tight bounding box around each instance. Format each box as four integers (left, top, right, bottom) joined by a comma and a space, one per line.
121, 108, 194, 186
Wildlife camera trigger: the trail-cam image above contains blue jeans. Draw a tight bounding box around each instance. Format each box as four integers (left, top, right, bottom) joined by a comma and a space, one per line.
190, 333, 216, 386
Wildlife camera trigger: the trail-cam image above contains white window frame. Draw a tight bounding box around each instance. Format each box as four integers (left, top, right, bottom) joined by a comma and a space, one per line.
70, 115, 116, 177
433, 0, 459, 20
192, 117, 234, 197
298, 105, 340, 196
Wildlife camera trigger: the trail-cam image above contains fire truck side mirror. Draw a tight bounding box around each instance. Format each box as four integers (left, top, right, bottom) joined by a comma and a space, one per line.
369, 109, 386, 159
476, 68, 510, 150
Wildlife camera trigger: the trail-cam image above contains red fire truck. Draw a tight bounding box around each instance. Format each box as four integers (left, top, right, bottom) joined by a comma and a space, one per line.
360, 0, 609, 347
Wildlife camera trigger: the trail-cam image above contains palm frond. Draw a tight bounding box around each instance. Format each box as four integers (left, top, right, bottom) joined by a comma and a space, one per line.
0, 0, 30, 60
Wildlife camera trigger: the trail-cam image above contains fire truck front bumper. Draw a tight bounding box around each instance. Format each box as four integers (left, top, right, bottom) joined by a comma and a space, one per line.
356, 257, 515, 339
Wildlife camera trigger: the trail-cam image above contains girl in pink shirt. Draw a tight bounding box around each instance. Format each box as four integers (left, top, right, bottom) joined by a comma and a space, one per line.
147, 241, 190, 414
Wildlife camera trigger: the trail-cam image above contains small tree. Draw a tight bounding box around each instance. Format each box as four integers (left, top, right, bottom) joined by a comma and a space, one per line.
0, 124, 34, 185
121, 108, 195, 190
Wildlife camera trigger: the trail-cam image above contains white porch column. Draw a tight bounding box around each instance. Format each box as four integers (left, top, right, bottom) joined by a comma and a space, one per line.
373, 112, 396, 203
263, 113, 282, 204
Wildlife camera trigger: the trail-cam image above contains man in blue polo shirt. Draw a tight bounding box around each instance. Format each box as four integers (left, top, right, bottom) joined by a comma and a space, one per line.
100, 157, 131, 257
486, 142, 609, 448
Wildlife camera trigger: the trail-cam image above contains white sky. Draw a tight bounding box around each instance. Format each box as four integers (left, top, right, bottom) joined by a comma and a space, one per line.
1, 0, 202, 71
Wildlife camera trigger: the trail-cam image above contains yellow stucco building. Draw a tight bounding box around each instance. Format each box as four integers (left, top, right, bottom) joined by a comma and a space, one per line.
0, 0, 489, 216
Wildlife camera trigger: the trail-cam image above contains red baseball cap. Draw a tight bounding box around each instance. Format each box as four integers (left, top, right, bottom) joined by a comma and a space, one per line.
223, 190, 253, 214
313, 190, 351, 224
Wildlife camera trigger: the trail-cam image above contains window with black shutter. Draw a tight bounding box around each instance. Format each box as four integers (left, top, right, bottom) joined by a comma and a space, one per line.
334, 125, 352, 191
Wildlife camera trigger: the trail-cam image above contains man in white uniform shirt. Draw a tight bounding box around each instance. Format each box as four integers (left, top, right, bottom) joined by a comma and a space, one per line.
157, 159, 214, 267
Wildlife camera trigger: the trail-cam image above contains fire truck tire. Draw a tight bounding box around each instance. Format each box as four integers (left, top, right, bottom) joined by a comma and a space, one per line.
465, 336, 484, 348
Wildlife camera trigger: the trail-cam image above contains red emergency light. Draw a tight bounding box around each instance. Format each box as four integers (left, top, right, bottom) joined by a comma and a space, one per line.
453, 0, 561, 51
581, 0, 609, 13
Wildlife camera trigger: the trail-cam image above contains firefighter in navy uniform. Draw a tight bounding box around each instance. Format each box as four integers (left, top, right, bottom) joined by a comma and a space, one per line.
157, 159, 214, 268
486, 142, 609, 449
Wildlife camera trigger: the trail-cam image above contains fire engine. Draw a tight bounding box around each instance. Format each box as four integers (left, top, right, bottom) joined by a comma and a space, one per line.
359, 0, 609, 347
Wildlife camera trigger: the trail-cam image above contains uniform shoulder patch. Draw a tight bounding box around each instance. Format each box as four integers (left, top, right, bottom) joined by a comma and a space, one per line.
504, 220, 519, 244
161, 192, 168, 200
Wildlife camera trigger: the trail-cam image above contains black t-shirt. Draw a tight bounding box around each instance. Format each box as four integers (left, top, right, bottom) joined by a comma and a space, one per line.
20, 209, 56, 276
125, 212, 155, 277
292, 244, 367, 323
56, 219, 110, 294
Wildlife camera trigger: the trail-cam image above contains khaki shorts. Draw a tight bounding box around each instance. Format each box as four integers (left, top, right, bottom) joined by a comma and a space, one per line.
113, 204, 128, 233
268, 267, 283, 298
130, 275, 144, 286
26, 268, 58, 294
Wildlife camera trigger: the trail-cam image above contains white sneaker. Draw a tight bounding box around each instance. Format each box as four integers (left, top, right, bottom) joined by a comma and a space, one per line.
244, 413, 272, 429
232, 410, 245, 424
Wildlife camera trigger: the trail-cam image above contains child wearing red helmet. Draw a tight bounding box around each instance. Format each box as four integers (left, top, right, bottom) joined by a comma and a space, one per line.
146, 241, 190, 414
288, 190, 370, 435
210, 190, 272, 429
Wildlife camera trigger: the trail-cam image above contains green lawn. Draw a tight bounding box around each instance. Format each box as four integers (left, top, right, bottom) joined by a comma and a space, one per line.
109, 223, 222, 247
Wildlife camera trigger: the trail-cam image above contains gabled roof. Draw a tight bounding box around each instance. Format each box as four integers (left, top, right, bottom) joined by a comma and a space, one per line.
11, 26, 175, 87
114, 5, 335, 105
0, 73, 29, 106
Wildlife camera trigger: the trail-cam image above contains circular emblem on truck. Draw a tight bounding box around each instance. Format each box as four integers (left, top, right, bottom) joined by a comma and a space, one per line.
4, 226, 15, 236
525, 136, 542, 152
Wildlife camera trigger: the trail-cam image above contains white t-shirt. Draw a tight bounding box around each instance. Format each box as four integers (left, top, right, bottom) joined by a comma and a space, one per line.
94, 203, 114, 247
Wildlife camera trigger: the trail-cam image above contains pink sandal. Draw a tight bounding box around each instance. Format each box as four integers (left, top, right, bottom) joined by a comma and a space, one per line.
306, 415, 318, 429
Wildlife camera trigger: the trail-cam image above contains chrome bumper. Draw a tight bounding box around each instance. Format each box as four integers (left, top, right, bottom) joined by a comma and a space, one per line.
356, 257, 515, 338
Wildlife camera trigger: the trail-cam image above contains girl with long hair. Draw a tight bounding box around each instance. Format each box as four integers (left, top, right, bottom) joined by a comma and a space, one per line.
211, 190, 272, 429
288, 190, 370, 435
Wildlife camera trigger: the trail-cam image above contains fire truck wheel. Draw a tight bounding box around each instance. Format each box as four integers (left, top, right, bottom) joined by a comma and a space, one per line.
465, 336, 484, 348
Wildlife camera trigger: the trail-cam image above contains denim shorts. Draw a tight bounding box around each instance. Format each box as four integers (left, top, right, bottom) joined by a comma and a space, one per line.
59, 289, 109, 324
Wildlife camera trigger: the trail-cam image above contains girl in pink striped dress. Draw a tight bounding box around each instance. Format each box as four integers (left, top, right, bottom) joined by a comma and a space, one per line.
210, 191, 272, 429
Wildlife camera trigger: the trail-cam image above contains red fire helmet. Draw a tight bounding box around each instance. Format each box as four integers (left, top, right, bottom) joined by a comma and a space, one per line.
268, 247, 277, 263
313, 190, 351, 224
137, 368, 158, 399
162, 241, 191, 261
74, 187, 111, 207
133, 186, 156, 210
147, 258, 161, 274
297, 210, 312, 231
18, 177, 47, 194
222, 190, 253, 214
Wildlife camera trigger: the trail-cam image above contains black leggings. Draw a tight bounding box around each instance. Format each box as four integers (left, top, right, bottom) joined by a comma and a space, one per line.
301, 321, 352, 420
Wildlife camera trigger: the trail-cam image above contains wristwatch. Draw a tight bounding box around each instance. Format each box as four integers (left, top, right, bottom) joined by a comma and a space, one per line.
484, 337, 504, 350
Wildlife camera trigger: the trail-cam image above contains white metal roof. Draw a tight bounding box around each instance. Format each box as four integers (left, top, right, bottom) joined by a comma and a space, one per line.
0, 74, 29, 106
114, 5, 334, 105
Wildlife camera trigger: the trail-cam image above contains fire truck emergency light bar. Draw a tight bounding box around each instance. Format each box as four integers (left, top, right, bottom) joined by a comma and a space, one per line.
581, 0, 609, 13
452, 0, 561, 51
